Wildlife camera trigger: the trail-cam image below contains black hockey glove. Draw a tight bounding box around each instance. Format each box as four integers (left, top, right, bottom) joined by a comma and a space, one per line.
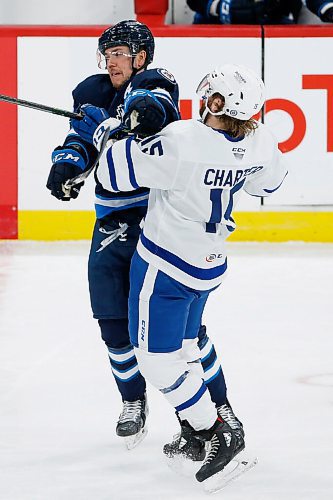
321, 7, 333, 22
187, 0, 209, 16
123, 89, 166, 137
47, 144, 87, 200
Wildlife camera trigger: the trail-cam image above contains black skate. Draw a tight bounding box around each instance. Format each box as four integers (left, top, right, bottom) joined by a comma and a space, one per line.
195, 417, 237, 482
216, 400, 245, 455
116, 393, 148, 450
195, 417, 257, 493
163, 420, 206, 462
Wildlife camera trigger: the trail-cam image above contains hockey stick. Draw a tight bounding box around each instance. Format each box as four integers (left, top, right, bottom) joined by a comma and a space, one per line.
61, 126, 111, 198
0, 94, 83, 120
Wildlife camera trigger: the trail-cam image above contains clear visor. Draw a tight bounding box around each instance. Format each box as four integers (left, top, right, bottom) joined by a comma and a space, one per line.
196, 73, 225, 117
196, 73, 211, 98
96, 49, 135, 70
96, 49, 107, 70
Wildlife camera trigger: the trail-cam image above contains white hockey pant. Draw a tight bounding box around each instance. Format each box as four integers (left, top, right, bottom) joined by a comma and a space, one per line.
134, 339, 217, 431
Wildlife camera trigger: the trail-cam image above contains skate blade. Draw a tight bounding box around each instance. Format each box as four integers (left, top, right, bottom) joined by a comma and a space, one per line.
123, 426, 148, 450
164, 454, 202, 477
202, 455, 258, 494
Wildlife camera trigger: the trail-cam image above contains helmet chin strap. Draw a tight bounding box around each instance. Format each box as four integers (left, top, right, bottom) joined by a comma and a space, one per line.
202, 98, 225, 124
201, 106, 210, 123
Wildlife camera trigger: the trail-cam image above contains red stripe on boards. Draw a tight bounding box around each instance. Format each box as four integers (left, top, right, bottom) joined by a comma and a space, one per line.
0, 36, 18, 239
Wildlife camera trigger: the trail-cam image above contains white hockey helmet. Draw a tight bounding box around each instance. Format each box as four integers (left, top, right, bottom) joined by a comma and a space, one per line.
196, 63, 265, 121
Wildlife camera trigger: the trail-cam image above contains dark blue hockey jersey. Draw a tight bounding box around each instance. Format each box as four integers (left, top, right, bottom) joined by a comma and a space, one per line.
65, 68, 180, 222
187, 0, 303, 24
306, 0, 333, 20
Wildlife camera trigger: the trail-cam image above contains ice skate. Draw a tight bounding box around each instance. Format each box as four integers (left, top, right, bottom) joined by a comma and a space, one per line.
216, 400, 245, 455
116, 393, 148, 450
163, 419, 206, 461
163, 419, 206, 476
195, 417, 257, 493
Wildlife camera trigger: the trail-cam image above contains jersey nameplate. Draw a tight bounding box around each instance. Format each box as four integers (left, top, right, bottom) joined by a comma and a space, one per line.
204, 166, 263, 188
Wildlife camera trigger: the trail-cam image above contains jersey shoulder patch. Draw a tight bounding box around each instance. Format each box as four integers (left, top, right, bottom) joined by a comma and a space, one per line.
131, 68, 179, 104
156, 68, 177, 84
132, 68, 178, 90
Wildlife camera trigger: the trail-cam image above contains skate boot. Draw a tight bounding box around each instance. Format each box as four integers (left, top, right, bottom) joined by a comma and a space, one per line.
116, 393, 148, 450
163, 419, 206, 462
195, 417, 238, 483
216, 400, 245, 455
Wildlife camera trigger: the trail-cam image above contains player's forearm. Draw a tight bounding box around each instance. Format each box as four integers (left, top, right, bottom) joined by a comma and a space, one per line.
63, 130, 98, 169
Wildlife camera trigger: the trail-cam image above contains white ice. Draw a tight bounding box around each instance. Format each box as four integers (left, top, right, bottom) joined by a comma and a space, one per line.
0, 241, 332, 500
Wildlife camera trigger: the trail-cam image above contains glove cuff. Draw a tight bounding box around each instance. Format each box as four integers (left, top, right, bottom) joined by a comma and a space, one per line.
93, 117, 121, 151
51, 147, 86, 171
321, 4, 333, 22
218, 0, 231, 24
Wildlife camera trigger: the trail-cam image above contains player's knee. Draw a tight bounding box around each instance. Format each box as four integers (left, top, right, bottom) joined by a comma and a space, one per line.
98, 318, 129, 349
182, 338, 201, 363
134, 347, 187, 390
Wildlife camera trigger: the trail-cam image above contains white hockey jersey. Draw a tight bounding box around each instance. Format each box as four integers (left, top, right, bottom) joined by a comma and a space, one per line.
96, 119, 288, 290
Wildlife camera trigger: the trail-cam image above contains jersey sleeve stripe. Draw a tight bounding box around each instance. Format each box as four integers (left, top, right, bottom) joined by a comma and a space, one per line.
139, 135, 159, 147
263, 172, 288, 193
125, 137, 140, 189
106, 146, 119, 191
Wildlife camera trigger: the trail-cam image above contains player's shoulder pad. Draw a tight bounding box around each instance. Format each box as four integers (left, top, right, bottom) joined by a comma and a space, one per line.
72, 74, 115, 109
252, 122, 280, 159
131, 68, 179, 94
156, 120, 194, 144
162, 119, 195, 134
256, 122, 277, 144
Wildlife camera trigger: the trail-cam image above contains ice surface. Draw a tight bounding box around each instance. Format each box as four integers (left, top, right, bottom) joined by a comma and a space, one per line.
0, 241, 332, 500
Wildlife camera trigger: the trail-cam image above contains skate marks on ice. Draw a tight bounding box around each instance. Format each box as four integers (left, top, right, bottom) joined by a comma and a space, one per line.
165, 451, 258, 494
297, 372, 333, 388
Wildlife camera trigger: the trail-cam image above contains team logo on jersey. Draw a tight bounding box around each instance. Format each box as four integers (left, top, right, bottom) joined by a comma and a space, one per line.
125, 83, 133, 98
157, 68, 176, 84
115, 103, 124, 120
206, 253, 224, 263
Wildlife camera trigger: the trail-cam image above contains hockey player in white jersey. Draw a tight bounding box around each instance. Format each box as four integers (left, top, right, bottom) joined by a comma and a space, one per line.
71, 63, 288, 490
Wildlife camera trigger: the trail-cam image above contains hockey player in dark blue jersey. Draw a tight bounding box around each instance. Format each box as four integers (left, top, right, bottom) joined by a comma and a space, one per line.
47, 20, 236, 450
306, 0, 333, 22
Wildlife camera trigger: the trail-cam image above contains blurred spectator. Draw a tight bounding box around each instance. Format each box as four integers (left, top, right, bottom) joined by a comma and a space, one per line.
306, 1, 333, 21
186, 0, 322, 24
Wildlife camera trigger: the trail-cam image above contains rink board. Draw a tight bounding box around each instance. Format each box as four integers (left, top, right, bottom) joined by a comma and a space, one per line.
0, 25, 333, 241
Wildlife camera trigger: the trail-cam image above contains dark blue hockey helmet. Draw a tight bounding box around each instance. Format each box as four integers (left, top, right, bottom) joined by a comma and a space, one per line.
98, 20, 155, 67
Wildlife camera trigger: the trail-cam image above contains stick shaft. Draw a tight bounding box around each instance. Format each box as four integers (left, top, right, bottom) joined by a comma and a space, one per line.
0, 94, 82, 119
62, 125, 112, 198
